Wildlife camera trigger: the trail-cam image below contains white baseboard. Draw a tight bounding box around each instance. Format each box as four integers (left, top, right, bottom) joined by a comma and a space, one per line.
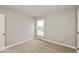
35, 37, 76, 50
5, 37, 34, 49
3, 37, 76, 52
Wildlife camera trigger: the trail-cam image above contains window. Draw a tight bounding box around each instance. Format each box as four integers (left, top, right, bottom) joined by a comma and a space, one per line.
36, 19, 44, 36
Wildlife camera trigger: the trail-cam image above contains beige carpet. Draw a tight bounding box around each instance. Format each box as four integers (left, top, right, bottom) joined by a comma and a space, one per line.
2, 39, 75, 53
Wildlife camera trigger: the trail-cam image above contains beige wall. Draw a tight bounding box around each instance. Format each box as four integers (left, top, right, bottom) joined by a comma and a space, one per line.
0, 7, 35, 47
43, 9, 76, 48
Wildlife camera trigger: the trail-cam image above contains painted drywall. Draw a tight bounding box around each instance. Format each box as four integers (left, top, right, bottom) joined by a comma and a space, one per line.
77, 7, 79, 48
44, 9, 76, 48
0, 7, 35, 47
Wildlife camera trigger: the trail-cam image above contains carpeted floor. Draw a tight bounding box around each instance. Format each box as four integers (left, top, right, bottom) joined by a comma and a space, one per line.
2, 39, 75, 53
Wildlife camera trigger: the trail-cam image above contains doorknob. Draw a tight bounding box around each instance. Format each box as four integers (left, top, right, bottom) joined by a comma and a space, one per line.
2, 33, 6, 35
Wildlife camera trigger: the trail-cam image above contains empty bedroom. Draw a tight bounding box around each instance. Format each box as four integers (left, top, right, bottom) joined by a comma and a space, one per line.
0, 5, 78, 53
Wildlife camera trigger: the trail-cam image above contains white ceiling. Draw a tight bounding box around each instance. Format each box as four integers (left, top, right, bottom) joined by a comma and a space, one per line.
0, 5, 76, 17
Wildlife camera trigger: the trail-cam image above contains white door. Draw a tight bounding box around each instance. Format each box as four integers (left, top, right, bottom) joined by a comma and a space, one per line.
0, 14, 5, 51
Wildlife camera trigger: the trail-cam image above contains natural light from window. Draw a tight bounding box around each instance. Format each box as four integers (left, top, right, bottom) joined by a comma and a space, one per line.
36, 20, 44, 36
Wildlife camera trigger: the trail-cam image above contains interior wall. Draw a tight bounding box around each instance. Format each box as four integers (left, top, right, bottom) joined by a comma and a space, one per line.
77, 7, 79, 49
43, 9, 76, 48
0, 7, 35, 47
